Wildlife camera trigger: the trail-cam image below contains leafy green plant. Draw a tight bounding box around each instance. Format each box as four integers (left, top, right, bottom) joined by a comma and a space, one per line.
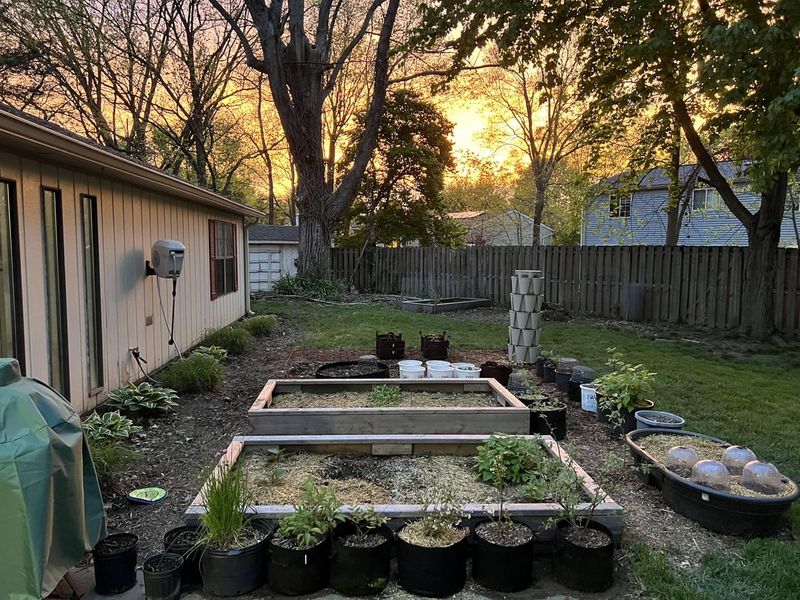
106, 382, 178, 415
276, 479, 346, 549
201, 326, 252, 355
200, 466, 253, 549
159, 352, 224, 393
273, 274, 346, 301
83, 410, 142, 444
476, 434, 549, 519
348, 507, 390, 541
89, 440, 138, 488
371, 385, 401, 407
243, 315, 277, 337
193, 345, 228, 360
594, 348, 656, 426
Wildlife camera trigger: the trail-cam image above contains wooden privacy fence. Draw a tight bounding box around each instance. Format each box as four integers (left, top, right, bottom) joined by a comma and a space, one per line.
330, 245, 800, 339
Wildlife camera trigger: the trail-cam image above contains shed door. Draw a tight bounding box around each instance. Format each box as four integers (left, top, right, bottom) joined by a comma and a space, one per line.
250, 247, 283, 291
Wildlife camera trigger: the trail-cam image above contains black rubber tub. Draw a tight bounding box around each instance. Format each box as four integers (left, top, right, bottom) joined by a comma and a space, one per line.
330, 522, 392, 596
626, 429, 800, 536
397, 527, 467, 597
471, 519, 534, 592
315, 360, 390, 379
553, 519, 614, 593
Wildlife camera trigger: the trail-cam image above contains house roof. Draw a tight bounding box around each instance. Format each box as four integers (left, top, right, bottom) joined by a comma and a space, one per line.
597, 160, 751, 193
449, 210, 485, 219
448, 209, 554, 233
0, 104, 263, 219
249, 224, 299, 243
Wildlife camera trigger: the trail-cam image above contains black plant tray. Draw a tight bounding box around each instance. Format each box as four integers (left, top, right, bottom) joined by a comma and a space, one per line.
625, 429, 799, 537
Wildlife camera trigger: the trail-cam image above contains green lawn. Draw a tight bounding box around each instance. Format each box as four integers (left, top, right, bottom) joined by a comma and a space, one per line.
254, 299, 800, 599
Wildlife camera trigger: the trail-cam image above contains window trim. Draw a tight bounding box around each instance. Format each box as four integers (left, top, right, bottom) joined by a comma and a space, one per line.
1, 179, 25, 373
609, 194, 632, 218
691, 186, 720, 212
81, 194, 104, 393
209, 219, 238, 300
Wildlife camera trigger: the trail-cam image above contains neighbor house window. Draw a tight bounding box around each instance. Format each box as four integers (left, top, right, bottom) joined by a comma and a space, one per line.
81, 195, 103, 392
42, 188, 69, 396
0, 180, 24, 371
692, 186, 720, 211
609, 194, 631, 218
209, 220, 237, 299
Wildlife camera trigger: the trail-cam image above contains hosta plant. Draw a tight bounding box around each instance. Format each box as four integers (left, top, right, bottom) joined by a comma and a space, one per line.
106, 381, 178, 414
193, 345, 228, 361
83, 410, 142, 444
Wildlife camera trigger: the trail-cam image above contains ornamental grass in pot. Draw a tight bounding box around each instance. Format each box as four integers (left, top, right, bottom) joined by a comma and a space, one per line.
396, 492, 469, 598
594, 349, 656, 436
268, 479, 345, 596
472, 435, 540, 592
198, 466, 270, 597
523, 451, 623, 593
330, 507, 393, 596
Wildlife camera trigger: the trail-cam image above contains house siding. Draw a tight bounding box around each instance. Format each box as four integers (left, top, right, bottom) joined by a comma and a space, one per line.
458, 211, 554, 246
0, 150, 248, 413
584, 189, 798, 246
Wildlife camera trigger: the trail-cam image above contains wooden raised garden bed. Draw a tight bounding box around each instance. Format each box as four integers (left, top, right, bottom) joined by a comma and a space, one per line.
400, 297, 492, 313
248, 378, 530, 435
186, 434, 624, 539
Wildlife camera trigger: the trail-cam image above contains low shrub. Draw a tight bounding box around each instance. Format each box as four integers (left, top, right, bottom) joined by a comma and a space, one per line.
201, 326, 252, 355
243, 314, 277, 337
83, 410, 142, 445
194, 345, 228, 361
159, 352, 224, 393
106, 381, 178, 415
273, 274, 346, 301
90, 440, 138, 488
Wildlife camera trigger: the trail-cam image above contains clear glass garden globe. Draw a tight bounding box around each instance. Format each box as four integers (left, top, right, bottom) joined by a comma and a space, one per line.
741, 461, 785, 495
721, 446, 757, 475
690, 460, 731, 491
665, 446, 700, 478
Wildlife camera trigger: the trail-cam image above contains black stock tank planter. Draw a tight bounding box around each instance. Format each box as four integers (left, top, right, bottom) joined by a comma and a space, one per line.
330, 522, 392, 596
93, 533, 139, 595
316, 360, 389, 379
553, 519, 614, 593
472, 519, 534, 592
163, 525, 203, 589
268, 535, 331, 596
530, 402, 567, 440
143, 553, 183, 600
479, 361, 512, 386
397, 523, 468, 597
200, 524, 270, 597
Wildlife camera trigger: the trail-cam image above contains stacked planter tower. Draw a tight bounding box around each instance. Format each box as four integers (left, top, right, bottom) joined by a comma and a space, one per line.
509, 269, 544, 364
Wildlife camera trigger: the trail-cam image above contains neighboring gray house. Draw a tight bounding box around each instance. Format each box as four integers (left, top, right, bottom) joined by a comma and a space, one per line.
248, 225, 299, 291
583, 162, 799, 247
450, 209, 555, 246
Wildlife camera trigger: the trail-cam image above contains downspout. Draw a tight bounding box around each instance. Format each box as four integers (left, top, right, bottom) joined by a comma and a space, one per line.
243, 217, 259, 315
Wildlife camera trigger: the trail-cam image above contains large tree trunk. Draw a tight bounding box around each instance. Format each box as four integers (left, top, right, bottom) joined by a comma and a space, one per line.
298, 211, 333, 278
665, 118, 682, 246
532, 181, 547, 245
741, 173, 787, 339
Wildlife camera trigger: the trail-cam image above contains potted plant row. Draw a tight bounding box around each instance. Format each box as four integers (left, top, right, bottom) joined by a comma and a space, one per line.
516, 378, 567, 440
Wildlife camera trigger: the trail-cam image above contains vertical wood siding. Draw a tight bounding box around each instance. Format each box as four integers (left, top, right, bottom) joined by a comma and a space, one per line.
0, 150, 247, 413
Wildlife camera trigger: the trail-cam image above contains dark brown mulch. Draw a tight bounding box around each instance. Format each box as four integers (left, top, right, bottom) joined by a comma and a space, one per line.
475, 520, 533, 547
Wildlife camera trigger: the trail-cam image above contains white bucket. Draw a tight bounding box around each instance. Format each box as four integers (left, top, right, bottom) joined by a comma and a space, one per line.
428, 365, 454, 379
509, 327, 522, 345
528, 312, 542, 329
398, 360, 422, 368
530, 277, 544, 295
510, 293, 524, 311
426, 360, 451, 368
452, 362, 475, 370
511, 276, 531, 294
580, 383, 598, 412
526, 346, 541, 363
521, 329, 538, 346
455, 367, 481, 379
522, 294, 539, 313
399, 366, 425, 379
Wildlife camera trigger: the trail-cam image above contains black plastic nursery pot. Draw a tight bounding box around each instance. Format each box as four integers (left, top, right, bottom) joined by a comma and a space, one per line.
479, 361, 512, 386
330, 522, 393, 596
597, 398, 654, 436
268, 535, 331, 596
92, 533, 139, 595
471, 519, 535, 593
535, 356, 546, 378
315, 360, 390, 379
553, 519, 614, 593
200, 526, 270, 597
143, 553, 184, 600
163, 525, 203, 589
530, 402, 567, 440
375, 332, 405, 360
543, 362, 556, 383
626, 429, 800, 536
397, 527, 468, 597
554, 369, 572, 392
567, 380, 581, 403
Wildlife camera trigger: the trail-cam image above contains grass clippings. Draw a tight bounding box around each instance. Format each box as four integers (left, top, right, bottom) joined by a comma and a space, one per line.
270, 390, 497, 409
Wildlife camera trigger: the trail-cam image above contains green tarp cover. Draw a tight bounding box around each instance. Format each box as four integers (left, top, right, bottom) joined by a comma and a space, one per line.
0, 359, 106, 599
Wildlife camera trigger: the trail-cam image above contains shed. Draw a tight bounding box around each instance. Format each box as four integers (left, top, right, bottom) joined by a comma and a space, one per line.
0, 104, 262, 413
248, 225, 299, 291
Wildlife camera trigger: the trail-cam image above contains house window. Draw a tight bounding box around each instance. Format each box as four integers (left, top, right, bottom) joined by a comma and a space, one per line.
209, 220, 237, 299
42, 188, 69, 396
0, 180, 24, 371
81, 195, 103, 392
692, 186, 720, 211
609, 194, 631, 218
